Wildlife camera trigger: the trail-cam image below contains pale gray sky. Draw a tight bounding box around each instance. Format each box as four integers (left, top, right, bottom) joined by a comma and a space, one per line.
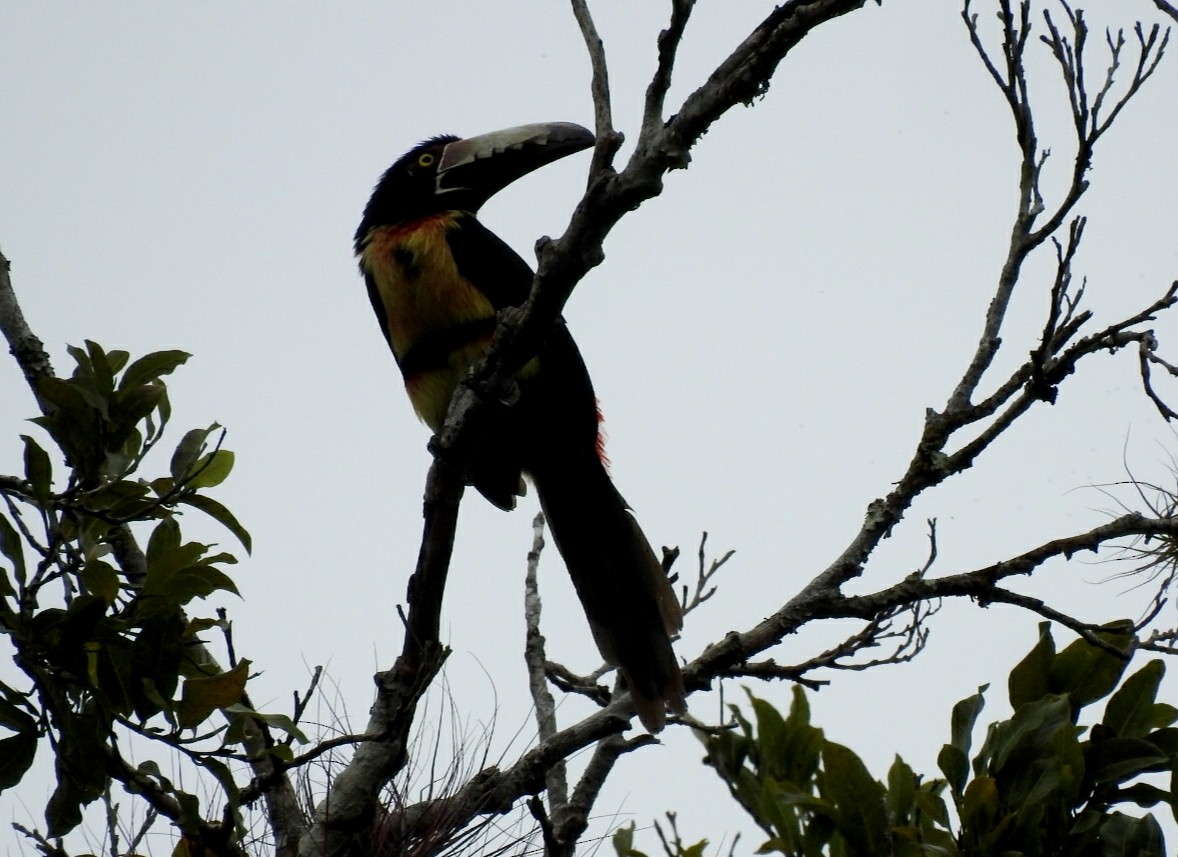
3, 1, 1178, 853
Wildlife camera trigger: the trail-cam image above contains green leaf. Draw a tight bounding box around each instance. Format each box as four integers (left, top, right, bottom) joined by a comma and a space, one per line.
759, 777, 816, 853
186, 449, 234, 489
139, 679, 176, 727
21, 435, 52, 502
937, 744, 969, 796
178, 660, 250, 729
176, 790, 203, 836
198, 756, 245, 838
1050, 626, 1132, 710
154, 386, 173, 435
1086, 736, 1170, 784
170, 425, 214, 483
135, 759, 167, 782
1115, 783, 1172, 809
46, 709, 110, 836
612, 822, 643, 857
988, 694, 1073, 778
106, 349, 130, 375
0, 731, 37, 791
111, 383, 164, 432
1009, 623, 1054, 709
1163, 762, 1173, 828
118, 350, 190, 392
750, 692, 792, 780
183, 616, 224, 637
83, 479, 149, 513
132, 610, 185, 718
821, 741, 888, 857
81, 560, 120, 605
950, 686, 987, 757
778, 685, 824, 787
91, 635, 137, 716
140, 563, 240, 612
959, 775, 999, 836
102, 426, 143, 480
39, 374, 108, 419
1147, 726, 1178, 757
222, 704, 310, 745
0, 688, 37, 733
886, 755, 917, 824
266, 743, 295, 763
46, 779, 86, 837
1098, 811, 1165, 857
179, 493, 252, 554
1104, 660, 1165, 738
0, 514, 26, 586
913, 781, 952, 828
146, 518, 182, 568
85, 340, 115, 394
66, 343, 90, 376
1150, 703, 1178, 730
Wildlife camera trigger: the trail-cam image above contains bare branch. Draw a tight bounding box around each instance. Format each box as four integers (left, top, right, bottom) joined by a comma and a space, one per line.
981, 587, 1133, 657
692, 512, 1178, 684
1141, 625, 1178, 655
1138, 334, 1178, 420
0, 248, 54, 399
1028, 217, 1087, 403
738, 596, 935, 681
570, 0, 623, 174
551, 733, 656, 856
544, 660, 612, 706
642, 0, 696, 138
645, 0, 870, 166
12, 824, 68, 857
949, 2, 1168, 421
681, 532, 736, 616
523, 513, 569, 810
290, 665, 324, 734
723, 660, 829, 690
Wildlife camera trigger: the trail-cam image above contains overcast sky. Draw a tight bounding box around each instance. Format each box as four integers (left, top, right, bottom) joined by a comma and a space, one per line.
3, 1, 1178, 853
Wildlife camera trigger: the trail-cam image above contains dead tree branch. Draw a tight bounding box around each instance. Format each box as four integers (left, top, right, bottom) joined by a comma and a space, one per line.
302, 5, 873, 852
523, 513, 569, 812
305, 1, 1176, 851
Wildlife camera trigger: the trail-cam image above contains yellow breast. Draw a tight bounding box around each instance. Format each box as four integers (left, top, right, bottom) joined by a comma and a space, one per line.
360, 214, 497, 431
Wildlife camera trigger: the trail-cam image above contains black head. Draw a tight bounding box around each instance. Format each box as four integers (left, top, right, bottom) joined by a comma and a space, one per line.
356, 122, 594, 249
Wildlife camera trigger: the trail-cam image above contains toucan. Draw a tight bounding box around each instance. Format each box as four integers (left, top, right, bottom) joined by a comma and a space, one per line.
355, 122, 686, 731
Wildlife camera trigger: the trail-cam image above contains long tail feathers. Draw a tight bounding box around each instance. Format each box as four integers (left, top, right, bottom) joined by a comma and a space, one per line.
532, 456, 686, 732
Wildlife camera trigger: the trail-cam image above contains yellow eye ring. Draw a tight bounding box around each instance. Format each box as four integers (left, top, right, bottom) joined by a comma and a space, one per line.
417, 152, 436, 168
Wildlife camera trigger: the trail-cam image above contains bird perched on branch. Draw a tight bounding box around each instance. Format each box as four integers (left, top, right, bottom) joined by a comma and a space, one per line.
354, 122, 685, 731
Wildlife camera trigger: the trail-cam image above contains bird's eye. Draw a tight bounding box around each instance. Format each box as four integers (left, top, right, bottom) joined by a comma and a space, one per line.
417, 153, 436, 168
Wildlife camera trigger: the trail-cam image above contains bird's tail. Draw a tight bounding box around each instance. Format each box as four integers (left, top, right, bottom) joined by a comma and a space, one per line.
531, 454, 685, 732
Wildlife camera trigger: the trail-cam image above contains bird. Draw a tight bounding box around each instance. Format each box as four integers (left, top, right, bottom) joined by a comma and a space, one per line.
354, 122, 685, 731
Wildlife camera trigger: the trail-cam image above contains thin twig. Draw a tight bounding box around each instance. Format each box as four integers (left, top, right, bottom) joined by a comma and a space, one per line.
642, 0, 697, 138
570, 0, 622, 175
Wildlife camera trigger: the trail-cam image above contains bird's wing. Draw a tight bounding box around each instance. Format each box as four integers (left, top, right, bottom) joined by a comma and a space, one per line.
442, 214, 541, 509
445, 213, 536, 310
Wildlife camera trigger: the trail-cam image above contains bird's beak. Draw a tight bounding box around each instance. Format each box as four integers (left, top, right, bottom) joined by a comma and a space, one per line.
434, 122, 595, 207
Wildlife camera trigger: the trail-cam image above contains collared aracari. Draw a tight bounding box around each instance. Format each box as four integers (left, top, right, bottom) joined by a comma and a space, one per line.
355, 122, 685, 731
